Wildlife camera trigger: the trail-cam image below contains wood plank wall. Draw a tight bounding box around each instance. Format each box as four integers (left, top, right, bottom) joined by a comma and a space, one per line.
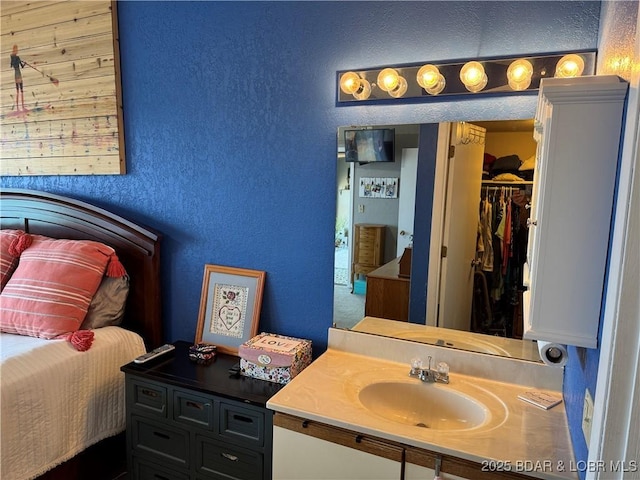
1, 0, 125, 175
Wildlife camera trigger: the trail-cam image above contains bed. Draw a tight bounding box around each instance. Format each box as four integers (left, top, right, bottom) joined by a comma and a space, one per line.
0, 188, 163, 480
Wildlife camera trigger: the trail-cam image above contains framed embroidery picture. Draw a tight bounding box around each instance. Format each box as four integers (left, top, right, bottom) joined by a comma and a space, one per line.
195, 264, 266, 355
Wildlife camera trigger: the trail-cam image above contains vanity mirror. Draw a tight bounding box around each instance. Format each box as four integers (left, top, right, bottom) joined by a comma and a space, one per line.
334, 119, 541, 362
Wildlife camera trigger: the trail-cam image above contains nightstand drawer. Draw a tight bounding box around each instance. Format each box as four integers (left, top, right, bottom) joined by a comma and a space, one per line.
132, 455, 190, 480
196, 435, 263, 480
131, 416, 189, 467
173, 388, 214, 429
219, 401, 265, 446
130, 379, 167, 417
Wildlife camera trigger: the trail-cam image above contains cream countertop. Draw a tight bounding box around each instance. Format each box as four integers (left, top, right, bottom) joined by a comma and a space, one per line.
267, 349, 577, 480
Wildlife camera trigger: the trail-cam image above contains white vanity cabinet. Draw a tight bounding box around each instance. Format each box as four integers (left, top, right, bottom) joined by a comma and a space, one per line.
404, 447, 490, 480
523, 75, 628, 348
273, 420, 403, 479
405, 463, 468, 480
273, 413, 535, 480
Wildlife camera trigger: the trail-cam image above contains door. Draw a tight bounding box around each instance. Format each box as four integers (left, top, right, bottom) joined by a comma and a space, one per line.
397, 148, 418, 256
436, 122, 485, 331
273, 426, 403, 480
335, 152, 353, 287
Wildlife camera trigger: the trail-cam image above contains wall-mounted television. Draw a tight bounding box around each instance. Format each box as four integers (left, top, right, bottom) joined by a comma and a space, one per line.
344, 128, 395, 163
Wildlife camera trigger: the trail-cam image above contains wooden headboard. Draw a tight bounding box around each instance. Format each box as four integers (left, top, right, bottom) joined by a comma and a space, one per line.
0, 189, 163, 349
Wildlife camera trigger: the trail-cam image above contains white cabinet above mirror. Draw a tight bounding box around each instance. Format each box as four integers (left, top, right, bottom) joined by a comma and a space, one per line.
523, 75, 628, 348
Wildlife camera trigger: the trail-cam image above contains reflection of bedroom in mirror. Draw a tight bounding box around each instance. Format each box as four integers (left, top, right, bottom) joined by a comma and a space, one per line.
334, 120, 539, 361
335, 124, 420, 328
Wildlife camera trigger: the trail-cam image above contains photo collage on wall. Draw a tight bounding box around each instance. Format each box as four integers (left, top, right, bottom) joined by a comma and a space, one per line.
359, 177, 399, 198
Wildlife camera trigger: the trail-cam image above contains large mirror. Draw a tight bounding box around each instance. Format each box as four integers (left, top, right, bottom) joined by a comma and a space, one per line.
334, 119, 541, 362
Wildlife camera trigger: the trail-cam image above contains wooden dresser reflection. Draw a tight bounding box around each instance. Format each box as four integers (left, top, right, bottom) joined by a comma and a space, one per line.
351, 224, 385, 291
365, 257, 410, 322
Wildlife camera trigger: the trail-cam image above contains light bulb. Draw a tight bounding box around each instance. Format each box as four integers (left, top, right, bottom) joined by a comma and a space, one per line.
388, 76, 407, 98
377, 68, 400, 92
507, 59, 533, 90
417, 64, 446, 95
460, 61, 487, 92
416, 64, 440, 89
339, 71, 362, 95
555, 54, 585, 78
353, 78, 371, 100
426, 74, 446, 95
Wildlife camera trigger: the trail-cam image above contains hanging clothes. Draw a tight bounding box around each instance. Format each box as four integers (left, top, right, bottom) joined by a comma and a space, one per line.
502, 190, 513, 276
473, 184, 532, 337
491, 191, 506, 301
479, 196, 494, 272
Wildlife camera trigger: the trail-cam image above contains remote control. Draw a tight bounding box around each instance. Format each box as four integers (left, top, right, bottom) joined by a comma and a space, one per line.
134, 344, 176, 364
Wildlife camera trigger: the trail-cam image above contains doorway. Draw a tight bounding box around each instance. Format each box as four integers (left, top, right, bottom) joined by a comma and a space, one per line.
428, 120, 536, 338
334, 151, 363, 328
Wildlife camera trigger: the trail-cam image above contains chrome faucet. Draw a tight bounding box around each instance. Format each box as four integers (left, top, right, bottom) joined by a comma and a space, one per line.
409, 356, 450, 384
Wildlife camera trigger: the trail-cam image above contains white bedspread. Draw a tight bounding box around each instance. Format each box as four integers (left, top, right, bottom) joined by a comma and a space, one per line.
0, 327, 146, 480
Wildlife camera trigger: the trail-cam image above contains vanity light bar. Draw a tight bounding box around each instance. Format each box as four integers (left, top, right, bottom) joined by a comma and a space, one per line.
337, 51, 596, 104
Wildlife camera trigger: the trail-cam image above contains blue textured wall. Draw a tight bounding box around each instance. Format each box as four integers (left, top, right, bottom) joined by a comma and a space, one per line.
564, 345, 601, 477
1, 0, 604, 468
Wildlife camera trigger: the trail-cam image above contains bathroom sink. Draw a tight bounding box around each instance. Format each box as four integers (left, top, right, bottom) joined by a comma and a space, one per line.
357, 381, 489, 430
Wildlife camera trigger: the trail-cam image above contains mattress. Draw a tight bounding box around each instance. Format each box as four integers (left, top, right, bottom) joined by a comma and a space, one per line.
0, 326, 146, 480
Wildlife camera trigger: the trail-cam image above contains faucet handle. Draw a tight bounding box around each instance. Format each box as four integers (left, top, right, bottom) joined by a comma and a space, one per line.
409, 357, 423, 376
427, 355, 432, 370
436, 362, 450, 383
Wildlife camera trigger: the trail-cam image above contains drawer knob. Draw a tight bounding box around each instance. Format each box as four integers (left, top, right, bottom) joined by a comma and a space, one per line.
153, 431, 171, 440
221, 452, 239, 462
233, 414, 253, 423
186, 400, 208, 410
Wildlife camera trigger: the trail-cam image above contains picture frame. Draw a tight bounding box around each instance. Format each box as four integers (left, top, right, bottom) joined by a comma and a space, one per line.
195, 264, 266, 355
2, 1, 126, 175
359, 177, 399, 198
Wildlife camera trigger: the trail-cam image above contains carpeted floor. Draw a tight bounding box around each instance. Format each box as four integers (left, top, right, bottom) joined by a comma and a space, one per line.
333, 283, 365, 329
333, 246, 365, 329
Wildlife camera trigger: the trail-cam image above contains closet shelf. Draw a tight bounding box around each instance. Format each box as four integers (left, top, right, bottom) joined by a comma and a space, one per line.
482, 180, 533, 185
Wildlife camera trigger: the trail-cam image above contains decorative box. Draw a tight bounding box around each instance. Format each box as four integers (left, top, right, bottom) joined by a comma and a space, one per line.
239, 333, 312, 384
188, 343, 217, 365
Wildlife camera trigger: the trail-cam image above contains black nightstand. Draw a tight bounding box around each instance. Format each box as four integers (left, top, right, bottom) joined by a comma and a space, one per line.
121, 341, 285, 480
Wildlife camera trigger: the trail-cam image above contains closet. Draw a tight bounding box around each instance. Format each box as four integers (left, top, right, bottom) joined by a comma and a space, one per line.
470, 121, 536, 339
429, 121, 535, 339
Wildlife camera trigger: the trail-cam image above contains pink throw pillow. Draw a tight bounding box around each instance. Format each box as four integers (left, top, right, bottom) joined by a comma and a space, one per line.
0, 229, 28, 291
0, 235, 119, 339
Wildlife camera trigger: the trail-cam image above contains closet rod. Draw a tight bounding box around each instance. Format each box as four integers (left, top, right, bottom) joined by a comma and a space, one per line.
483, 186, 521, 190
482, 184, 533, 195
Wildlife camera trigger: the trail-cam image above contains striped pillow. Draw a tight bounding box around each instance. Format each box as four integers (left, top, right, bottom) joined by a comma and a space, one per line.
0, 230, 26, 291
0, 235, 117, 339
